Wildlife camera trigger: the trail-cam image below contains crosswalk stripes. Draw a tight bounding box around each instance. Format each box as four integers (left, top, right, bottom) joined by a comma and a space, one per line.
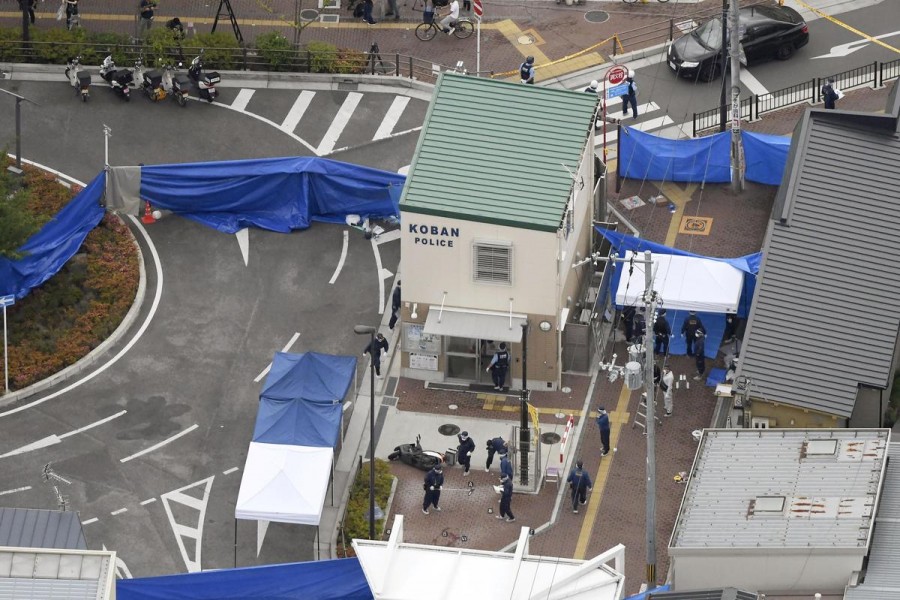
231, 88, 255, 112
373, 96, 411, 141
316, 92, 364, 155
280, 90, 316, 134
594, 102, 677, 146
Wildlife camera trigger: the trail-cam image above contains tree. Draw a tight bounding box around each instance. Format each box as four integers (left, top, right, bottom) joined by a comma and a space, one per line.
0, 170, 38, 260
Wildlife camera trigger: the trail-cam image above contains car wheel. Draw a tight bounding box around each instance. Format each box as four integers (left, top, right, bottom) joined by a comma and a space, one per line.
700, 62, 720, 82
776, 43, 795, 60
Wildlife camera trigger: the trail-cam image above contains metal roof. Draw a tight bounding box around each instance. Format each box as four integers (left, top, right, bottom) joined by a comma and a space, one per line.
844, 441, 900, 600
736, 95, 900, 419
0, 509, 86, 550
649, 588, 758, 600
0, 546, 115, 600
669, 429, 889, 550
399, 73, 597, 233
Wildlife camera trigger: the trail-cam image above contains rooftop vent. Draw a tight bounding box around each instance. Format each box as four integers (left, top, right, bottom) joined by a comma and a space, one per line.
749, 496, 785, 516
802, 439, 838, 459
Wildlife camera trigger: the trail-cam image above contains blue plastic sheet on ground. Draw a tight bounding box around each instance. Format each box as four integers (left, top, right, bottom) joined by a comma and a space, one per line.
624, 584, 670, 599
0, 172, 105, 300
116, 557, 373, 600
743, 131, 791, 185
618, 127, 731, 183
655, 309, 723, 360
140, 156, 405, 234
706, 367, 727, 386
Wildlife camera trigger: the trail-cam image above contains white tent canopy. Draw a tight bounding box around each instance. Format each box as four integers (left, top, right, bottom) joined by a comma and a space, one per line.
235, 442, 333, 525
615, 250, 743, 313
353, 515, 626, 600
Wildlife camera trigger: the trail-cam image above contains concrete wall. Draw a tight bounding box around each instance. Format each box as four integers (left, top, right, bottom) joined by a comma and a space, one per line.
745, 399, 845, 429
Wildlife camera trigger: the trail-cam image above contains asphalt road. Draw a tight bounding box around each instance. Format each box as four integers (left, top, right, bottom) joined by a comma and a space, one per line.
0, 76, 424, 576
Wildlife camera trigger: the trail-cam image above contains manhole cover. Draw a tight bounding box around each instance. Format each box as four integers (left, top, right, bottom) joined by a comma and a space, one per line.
584, 10, 609, 24
438, 424, 461, 436
541, 432, 562, 444
561, 386, 571, 394
517, 34, 535, 45
300, 8, 320, 20
448, 404, 458, 411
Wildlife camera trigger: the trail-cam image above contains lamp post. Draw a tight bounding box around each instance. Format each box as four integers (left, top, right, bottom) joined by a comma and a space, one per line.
353, 324, 377, 540
519, 321, 529, 485
0, 88, 37, 172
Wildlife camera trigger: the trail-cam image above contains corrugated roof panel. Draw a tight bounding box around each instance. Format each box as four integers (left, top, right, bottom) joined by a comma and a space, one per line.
738, 115, 900, 418
670, 429, 889, 550
0, 509, 86, 550
400, 73, 598, 232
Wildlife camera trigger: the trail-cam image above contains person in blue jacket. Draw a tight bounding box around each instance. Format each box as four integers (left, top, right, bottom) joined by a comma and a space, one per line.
456, 431, 475, 476
567, 460, 593, 513
596, 407, 611, 456
363, 332, 389, 378
497, 473, 515, 522
499, 452, 513, 481
422, 463, 444, 514
485, 436, 508, 471
388, 280, 401, 330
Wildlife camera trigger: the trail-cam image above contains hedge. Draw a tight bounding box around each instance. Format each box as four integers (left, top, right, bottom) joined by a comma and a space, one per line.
337, 459, 394, 557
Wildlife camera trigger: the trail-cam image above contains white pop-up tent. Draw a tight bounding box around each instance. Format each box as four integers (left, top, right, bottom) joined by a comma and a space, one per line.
615, 250, 744, 313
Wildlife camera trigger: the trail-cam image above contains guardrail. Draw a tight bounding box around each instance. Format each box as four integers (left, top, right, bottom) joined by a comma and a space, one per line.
693, 59, 900, 137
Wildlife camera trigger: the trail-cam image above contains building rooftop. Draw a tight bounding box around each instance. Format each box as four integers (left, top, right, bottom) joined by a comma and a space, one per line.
0, 546, 116, 600
0, 508, 86, 551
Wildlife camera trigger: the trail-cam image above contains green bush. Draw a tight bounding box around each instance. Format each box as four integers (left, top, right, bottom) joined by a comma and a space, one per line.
30, 27, 84, 64
304, 41, 337, 73
334, 47, 368, 75
0, 28, 21, 62
91, 32, 134, 67
338, 459, 394, 557
255, 31, 294, 71
182, 33, 242, 69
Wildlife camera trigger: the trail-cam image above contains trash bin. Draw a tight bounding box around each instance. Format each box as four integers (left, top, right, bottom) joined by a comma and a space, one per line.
444, 448, 457, 466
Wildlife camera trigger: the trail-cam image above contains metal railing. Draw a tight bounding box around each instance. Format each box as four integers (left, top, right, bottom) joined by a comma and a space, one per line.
693, 59, 900, 137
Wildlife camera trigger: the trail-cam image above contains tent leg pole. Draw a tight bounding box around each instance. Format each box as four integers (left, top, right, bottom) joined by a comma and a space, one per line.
234, 519, 237, 568
317, 526, 320, 560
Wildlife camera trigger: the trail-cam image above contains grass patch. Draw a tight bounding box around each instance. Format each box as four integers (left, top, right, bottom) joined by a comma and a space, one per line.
337, 459, 394, 557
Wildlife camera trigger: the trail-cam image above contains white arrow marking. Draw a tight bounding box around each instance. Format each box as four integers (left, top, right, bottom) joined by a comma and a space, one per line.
161, 476, 214, 573
375, 229, 400, 245
811, 30, 900, 59
235, 228, 249, 266
231, 88, 255, 112
329, 230, 349, 285
253, 332, 301, 382
318, 92, 363, 155
1, 410, 127, 458
373, 96, 410, 141
119, 424, 199, 463
371, 236, 386, 315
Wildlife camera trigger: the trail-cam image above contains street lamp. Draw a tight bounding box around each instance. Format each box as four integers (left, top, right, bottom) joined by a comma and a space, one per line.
0, 88, 38, 172
353, 324, 377, 540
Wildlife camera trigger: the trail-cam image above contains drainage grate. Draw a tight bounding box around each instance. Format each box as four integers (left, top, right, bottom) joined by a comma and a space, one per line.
319, 13, 340, 23
300, 8, 320, 20
541, 432, 562, 444
438, 424, 461, 436
584, 10, 609, 24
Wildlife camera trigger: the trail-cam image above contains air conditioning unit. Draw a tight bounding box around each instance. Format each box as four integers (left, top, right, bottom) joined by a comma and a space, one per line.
751, 417, 775, 429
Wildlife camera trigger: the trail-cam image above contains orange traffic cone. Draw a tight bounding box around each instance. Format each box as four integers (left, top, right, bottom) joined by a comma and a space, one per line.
141, 200, 156, 224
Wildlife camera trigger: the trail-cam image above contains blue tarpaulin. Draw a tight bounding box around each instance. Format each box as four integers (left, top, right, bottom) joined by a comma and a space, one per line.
618, 128, 731, 183
141, 157, 405, 234
116, 557, 373, 600
0, 172, 105, 300
743, 131, 791, 185
253, 352, 356, 448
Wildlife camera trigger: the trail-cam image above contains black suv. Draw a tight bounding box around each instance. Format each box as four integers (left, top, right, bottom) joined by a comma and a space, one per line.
667, 5, 809, 81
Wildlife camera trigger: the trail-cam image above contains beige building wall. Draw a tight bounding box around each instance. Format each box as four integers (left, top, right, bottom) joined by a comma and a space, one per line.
745, 398, 845, 429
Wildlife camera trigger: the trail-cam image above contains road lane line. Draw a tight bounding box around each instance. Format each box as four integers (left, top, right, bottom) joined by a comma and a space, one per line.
280, 90, 315, 133
231, 88, 255, 112
253, 332, 301, 382
223, 467, 239, 475
120, 424, 199, 463
0, 486, 32, 496
329, 230, 349, 285
373, 95, 410, 141
317, 92, 363, 155
111, 507, 129, 516
140, 498, 157, 506
81, 518, 99, 525
371, 235, 386, 315
2, 410, 128, 458
740, 69, 769, 97
596, 116, 675, 145
59, 410, 128, 439
375, 229, 400, 245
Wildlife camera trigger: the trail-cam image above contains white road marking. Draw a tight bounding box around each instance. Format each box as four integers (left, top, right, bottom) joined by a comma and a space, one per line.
1, 410, 127, 458
330, 125, 423, 155
596, 116, 676, 145
208, 98, 319, 155
740, 69, 769, 97
140, 498, 157, 506
60, 410, 128, 438
111, 507, 128, 516
373, 96, 410, 141
81, 517, 99, 525
371, 235, 386, 315
329, 230, 349, 285
103, 544, 134, 579
280, 90, 315, 134
0, 485, 32, 496
161, 476, 215, 573
119, 424, 199, 463
375, 229, 400, 245
231, 88, 255, 111
253, 332, 301, 382
317, 92, 363, 155
235, 228, 249, 266
222, 467, 239, 475
0, 211, 163, 419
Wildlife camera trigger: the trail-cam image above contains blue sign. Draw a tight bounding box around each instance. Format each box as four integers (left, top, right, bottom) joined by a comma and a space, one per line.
606, 84, 629, 100
0, 295, 14, 308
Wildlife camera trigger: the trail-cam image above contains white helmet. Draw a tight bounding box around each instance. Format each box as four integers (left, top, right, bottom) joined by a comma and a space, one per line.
590, 79, 598, 89
628, 69, 635, 78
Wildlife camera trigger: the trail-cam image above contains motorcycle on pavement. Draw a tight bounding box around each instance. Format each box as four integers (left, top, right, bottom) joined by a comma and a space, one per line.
187, 49, 220, 103
99, 55, 133, 102
64, 55, 91, 102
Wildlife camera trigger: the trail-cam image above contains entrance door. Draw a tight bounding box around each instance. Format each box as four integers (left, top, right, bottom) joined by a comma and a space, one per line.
445, 337, 503, 385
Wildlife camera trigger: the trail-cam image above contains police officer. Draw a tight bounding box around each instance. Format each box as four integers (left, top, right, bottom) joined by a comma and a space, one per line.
693, 331, 707, 381
520, 56, 535, 84
499, 452, 513, 481
486, 342, 510, 391
567, 460, 593, 513
362, 332, 389, 378
422, 463, 444, 514
596, 407, 610, 456
388, 280, 401, 330
584, 79, 599, 94
681, 311, 705, 356
653, 308, 671, 356
497, 473, 515, 522
456, 430, 475, 476
622, 69, 638, 119
485, 436, 508, 471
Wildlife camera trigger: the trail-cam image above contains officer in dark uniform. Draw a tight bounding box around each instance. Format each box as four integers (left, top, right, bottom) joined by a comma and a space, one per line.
519, 56, 535, 84
388, 280, 401, 330
485, 436, 508, 471
363, 332, 390, 377
499, 452, 513, 481
693, 331, 707, 381
456, 431, 475, 476
653, 309, 671, 356
567, 459, 593, 513
486, 342, 510, 391
422, 463, 444, 514
497, 473, 515, 522
680, 311, 705, 356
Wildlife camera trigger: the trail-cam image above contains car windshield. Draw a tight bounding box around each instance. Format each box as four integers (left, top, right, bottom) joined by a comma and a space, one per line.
693, 18, 723, 50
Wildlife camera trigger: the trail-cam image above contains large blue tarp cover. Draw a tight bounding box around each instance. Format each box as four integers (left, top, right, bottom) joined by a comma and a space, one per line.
618, 128, 731, 183
253, 352, 356, 448
116, 557, 373, 600
141, 157, 405, 234
0, 172, 105, 300
743, 131, 791, 185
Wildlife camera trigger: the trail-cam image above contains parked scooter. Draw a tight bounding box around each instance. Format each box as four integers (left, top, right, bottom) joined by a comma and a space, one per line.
64, 55, 91, 102
141, 61, 190, 106
187, 49, 220, 103
387, 435, 445, 471
99, 55, 133, 102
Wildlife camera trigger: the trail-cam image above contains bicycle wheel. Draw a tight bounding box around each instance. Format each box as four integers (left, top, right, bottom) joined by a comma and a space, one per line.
416, 22, 437, 41
454, 19, 474, 39
622, 0, 637, 3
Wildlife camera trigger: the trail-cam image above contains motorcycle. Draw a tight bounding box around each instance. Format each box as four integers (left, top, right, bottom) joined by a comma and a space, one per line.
142, 62, 191, 106
99, 55, 133, 102
187, 49, 220, 103
387, 435, 445, 471
64, 56, 91, 102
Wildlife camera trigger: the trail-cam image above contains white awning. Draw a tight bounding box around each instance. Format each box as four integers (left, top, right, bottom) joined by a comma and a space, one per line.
424, 307, 527, 342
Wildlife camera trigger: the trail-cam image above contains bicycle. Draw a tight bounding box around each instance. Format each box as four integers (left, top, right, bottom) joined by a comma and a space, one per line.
415, 17, 475, 41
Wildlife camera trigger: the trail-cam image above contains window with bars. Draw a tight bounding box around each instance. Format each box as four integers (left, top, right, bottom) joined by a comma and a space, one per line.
473, 242, 512, 285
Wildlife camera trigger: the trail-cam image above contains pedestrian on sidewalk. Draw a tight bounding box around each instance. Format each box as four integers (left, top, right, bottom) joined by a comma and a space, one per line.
388, 280, 401, 329
596, 407, 611, 456
567, 460, 593, 513
653, 309, 671, 356
499, 452, 513, 481
486, 342, 510, 391
520, 56, 535, 85
362, 332, 389, 378
65, 0, 79, 30
622, 70, 638, 119
457, 431, 475, 476
362, 0, 376, 24
822, 78, 839, 109
384, 0, 400, 20
138, 0, 157, 37
692, 331, 706, 381
439, 0, 459, 34
19, 0, 36, 25
622, 305, 636, 342
681, 311, 705, 356
422, 463, 444, 514
661, 365, 675, 417
497, 473, 515, 522
485, 436, 508, 471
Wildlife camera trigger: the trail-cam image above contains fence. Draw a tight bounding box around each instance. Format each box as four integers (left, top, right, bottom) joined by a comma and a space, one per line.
693, 58, 900, 137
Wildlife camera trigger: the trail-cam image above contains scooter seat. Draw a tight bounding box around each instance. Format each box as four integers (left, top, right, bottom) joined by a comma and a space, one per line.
113, 70, 133, 85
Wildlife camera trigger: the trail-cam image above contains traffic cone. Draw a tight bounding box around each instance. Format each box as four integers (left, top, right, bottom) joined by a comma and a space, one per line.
141, 200, 156, 224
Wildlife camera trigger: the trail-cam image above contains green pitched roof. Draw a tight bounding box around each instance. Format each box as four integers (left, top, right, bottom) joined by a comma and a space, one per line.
400, 73, 598, 233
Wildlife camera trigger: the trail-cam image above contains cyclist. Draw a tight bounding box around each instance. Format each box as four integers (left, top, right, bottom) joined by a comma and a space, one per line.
520, 56, 535, 84
439, 0, 460, 35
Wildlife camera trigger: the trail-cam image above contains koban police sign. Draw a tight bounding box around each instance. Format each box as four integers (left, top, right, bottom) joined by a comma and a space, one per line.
410, 223, 460, 247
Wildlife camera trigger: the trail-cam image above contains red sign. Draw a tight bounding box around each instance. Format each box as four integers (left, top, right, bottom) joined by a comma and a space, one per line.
473, 0, 483, 17
606, 65, 627, 86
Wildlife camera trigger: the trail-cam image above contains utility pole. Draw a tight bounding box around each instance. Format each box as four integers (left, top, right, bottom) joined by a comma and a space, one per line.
519, 321, 530, 486
640, 250, 658, 587
729, 0, 744, 192
718, 0, 727, 133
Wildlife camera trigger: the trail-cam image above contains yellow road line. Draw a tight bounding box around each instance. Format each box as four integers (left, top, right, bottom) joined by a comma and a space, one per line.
573, 382, 632, 559
658, 182, 697, 247
787, 0, 900, 55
